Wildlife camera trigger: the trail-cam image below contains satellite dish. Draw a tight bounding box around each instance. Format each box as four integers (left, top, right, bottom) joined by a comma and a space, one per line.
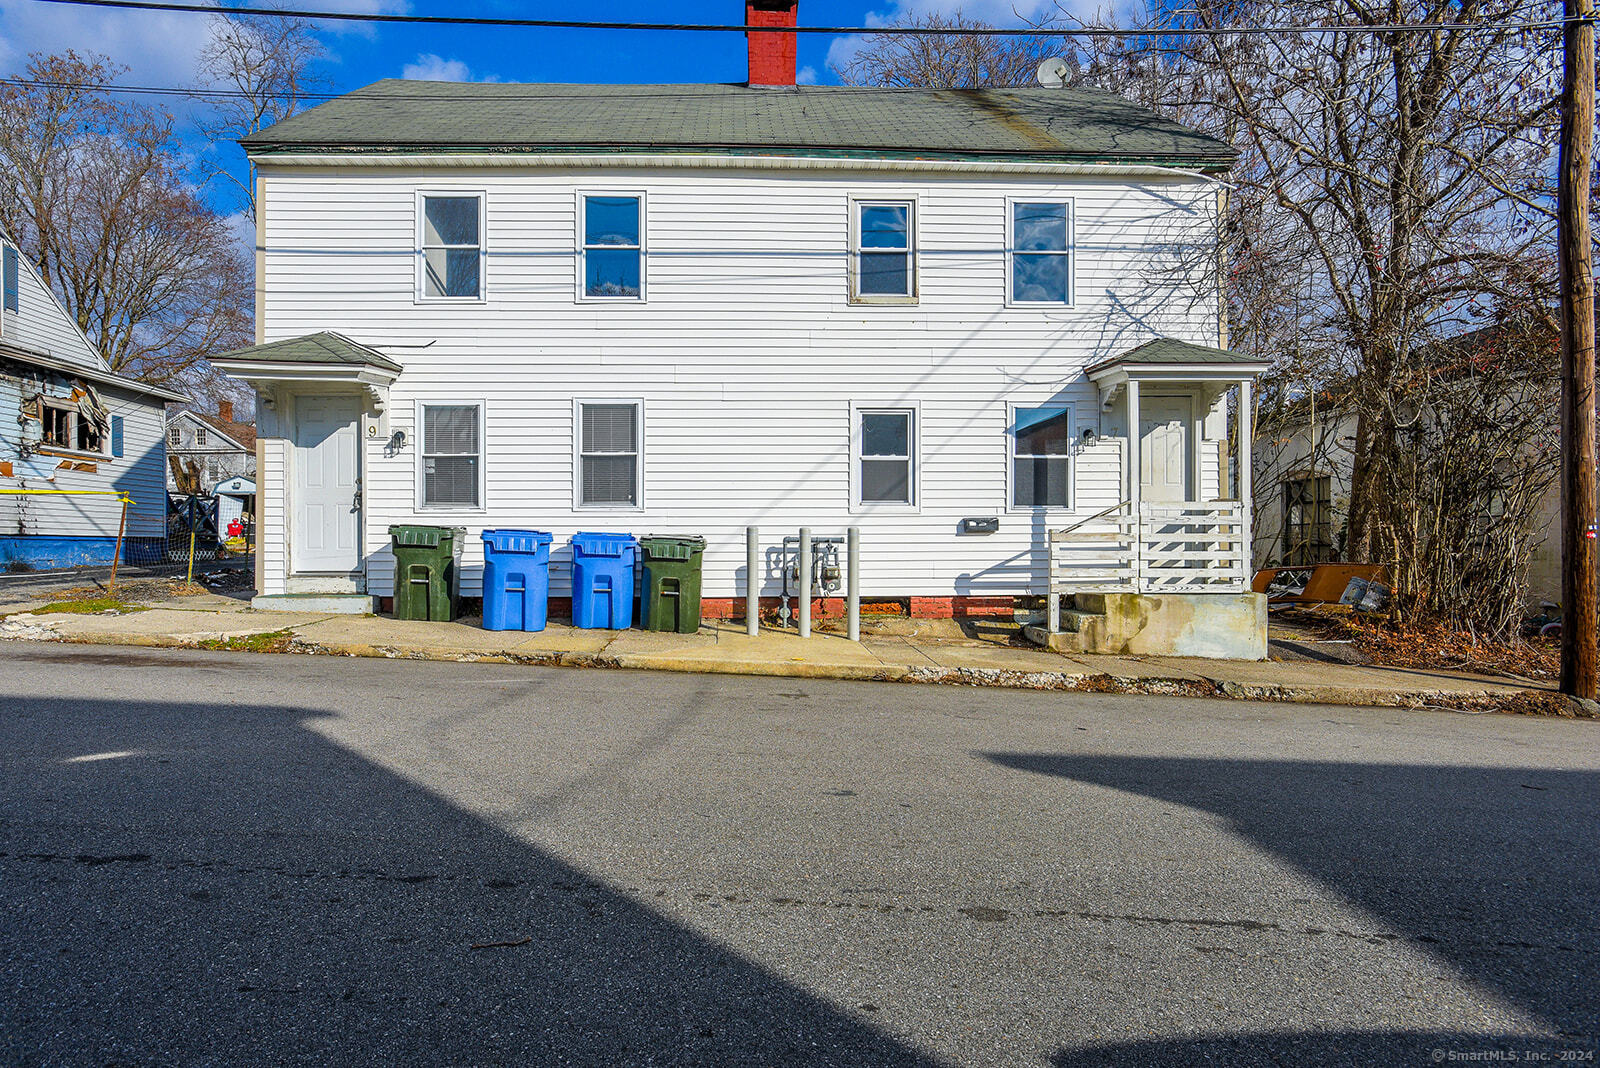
1036, 57, 1070, 88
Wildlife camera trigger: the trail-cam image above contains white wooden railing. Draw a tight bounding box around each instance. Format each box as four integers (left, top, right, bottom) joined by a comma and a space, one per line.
1048, 502, 1249, 602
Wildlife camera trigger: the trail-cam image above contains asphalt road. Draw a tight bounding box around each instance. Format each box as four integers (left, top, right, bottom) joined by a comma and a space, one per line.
2, 644, 1597, 1067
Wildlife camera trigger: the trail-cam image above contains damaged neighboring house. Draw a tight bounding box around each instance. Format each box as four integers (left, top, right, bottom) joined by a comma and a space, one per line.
165, 401, 257, 494
1, 227, 187, 570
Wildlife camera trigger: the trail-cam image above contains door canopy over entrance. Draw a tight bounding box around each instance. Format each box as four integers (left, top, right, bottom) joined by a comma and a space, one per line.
209, 331, 401, 411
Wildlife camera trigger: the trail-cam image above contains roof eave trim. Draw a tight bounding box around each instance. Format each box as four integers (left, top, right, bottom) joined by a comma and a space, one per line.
0, 343, 190, 403
245, 150, 1233, 179
1086, 360, 1274, 384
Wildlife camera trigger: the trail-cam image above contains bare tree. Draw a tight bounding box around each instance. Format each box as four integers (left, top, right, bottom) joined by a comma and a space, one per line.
0, 52, 253, 388
196, 6, 325, 218
832, 10, 1060, 88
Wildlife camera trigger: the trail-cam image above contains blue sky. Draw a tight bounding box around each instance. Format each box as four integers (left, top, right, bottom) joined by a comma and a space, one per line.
0, 0, 1083, 91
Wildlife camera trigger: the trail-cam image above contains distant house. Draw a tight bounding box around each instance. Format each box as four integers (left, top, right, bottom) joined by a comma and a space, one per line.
0, 225, 187, 570
1252, 322, 1562, 608
166, 401, 257, 493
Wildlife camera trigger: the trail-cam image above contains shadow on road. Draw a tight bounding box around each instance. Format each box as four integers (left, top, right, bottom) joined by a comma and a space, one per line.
984, 752, 1600, 1061
1, 696, 935, 1065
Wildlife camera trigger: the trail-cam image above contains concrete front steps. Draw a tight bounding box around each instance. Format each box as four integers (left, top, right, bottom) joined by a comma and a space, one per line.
1024, 591, 1267, 660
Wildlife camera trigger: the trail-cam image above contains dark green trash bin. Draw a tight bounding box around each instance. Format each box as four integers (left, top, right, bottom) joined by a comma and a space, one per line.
389, 524, 466, 621
640, 535, 706, 634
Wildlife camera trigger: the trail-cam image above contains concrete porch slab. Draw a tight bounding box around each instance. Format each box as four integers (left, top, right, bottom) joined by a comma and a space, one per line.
252, 592, 372, 615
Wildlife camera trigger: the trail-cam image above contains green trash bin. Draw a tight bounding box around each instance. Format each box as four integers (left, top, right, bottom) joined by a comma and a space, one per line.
389, 524, 466, 621
640, 535, 706, 634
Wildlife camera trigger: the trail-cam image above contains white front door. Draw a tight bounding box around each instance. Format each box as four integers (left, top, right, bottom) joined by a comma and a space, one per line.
292, 395, 360, 573
1140, 395, 1192, 503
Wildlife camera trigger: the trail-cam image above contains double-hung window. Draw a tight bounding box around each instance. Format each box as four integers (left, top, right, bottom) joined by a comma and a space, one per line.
167, 426, 180, 447
419, 403, 483, 509
1011, 406, 1071, 508
580, 194, 644, 300
577, 401, 642, 507
854, 406, 916, 507
1282, 475, 1333, 565
1009, 200, 1072, 305
850, 199, 915, 302
419, 193, 483, 300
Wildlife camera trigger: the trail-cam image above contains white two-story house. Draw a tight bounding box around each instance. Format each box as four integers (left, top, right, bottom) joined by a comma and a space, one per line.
214, 0, 1270, 656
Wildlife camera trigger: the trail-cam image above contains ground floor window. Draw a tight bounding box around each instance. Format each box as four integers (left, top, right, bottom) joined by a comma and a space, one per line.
854, 406, 916, 506
576, 400, 641, 507
1282, 475, 1333, 565
1011, 405, 1070, 508
419, 402, 482, 508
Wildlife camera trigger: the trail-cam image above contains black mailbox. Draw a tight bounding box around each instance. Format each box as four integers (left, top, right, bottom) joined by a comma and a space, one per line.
959, 517, 1000, 534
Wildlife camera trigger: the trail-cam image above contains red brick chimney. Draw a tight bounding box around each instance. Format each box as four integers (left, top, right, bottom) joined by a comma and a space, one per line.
746, 0, 798, 87
218, 399, 234, 424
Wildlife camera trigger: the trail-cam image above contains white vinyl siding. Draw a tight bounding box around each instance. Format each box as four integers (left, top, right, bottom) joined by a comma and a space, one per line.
575, 400, 642, 508
254, 166, 1223, 599
418, 402, 483, 509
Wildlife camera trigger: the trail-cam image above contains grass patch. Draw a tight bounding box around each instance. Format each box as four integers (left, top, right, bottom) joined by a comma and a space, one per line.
195, 629, 294, 653
36, 597, 148, 615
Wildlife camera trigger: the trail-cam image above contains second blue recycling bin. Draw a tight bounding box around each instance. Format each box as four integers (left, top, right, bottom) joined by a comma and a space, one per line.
480, 529, 553, 631
570, 531, 638, 629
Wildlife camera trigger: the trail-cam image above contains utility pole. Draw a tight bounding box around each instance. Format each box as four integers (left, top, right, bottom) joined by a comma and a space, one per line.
1560, 0, 1597, 698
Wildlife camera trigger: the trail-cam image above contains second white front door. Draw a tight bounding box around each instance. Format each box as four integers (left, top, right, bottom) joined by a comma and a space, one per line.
1139, 395, 1192, 503
292, 395, 360, 573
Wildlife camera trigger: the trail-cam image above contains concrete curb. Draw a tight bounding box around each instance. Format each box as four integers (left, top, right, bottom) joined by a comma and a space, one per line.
1, 625, 1554, 712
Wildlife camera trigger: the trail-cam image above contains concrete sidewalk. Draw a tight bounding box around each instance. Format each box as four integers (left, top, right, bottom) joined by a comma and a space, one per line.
0, 587, 1565, 712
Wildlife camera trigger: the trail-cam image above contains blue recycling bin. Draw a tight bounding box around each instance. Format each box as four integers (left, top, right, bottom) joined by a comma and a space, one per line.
480, 529, 553, 632
570, 531, 638, 629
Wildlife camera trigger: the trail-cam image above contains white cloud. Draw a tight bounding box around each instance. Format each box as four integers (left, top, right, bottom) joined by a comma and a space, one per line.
796, 64, 818, 85
0, 0, 214, 88
400, 53, 499, 82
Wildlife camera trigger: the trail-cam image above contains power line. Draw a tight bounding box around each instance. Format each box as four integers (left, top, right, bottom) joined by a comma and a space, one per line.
28, 0, 1574, 36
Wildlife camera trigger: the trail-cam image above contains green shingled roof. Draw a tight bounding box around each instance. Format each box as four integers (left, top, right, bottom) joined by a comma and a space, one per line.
241, 81, 1234, 167
209, 331, 402, 373
1087, 338, 1272, 376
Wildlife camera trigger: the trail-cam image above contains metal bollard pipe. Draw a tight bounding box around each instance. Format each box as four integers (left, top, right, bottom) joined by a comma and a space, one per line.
846, 526, 860, 642
798, 527, 812, 638
746, 526, 759, 637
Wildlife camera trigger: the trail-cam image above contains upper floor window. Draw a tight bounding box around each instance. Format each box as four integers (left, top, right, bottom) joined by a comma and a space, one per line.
167, 426, 180, 447
1009, 200, 1073, 305
1011, 405, 1071, 508
850, 199, 916, 303
419, 193, 483, 300
195, 427, 208, 446
3, 245, 17, 313
580, 194, 644, 300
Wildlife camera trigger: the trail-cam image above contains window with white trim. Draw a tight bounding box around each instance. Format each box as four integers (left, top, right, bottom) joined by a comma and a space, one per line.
420, 403, 482, 508
580, 194, 643, 299
1009, 201, 1073, 304
195, 426, 207, 446
419, 194, 483, 299
577, 401, 641, 506
850, 200, 915, 302
167, 426, 180, 447
1011, 405, 1071, 508
855, 407, 915, 506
